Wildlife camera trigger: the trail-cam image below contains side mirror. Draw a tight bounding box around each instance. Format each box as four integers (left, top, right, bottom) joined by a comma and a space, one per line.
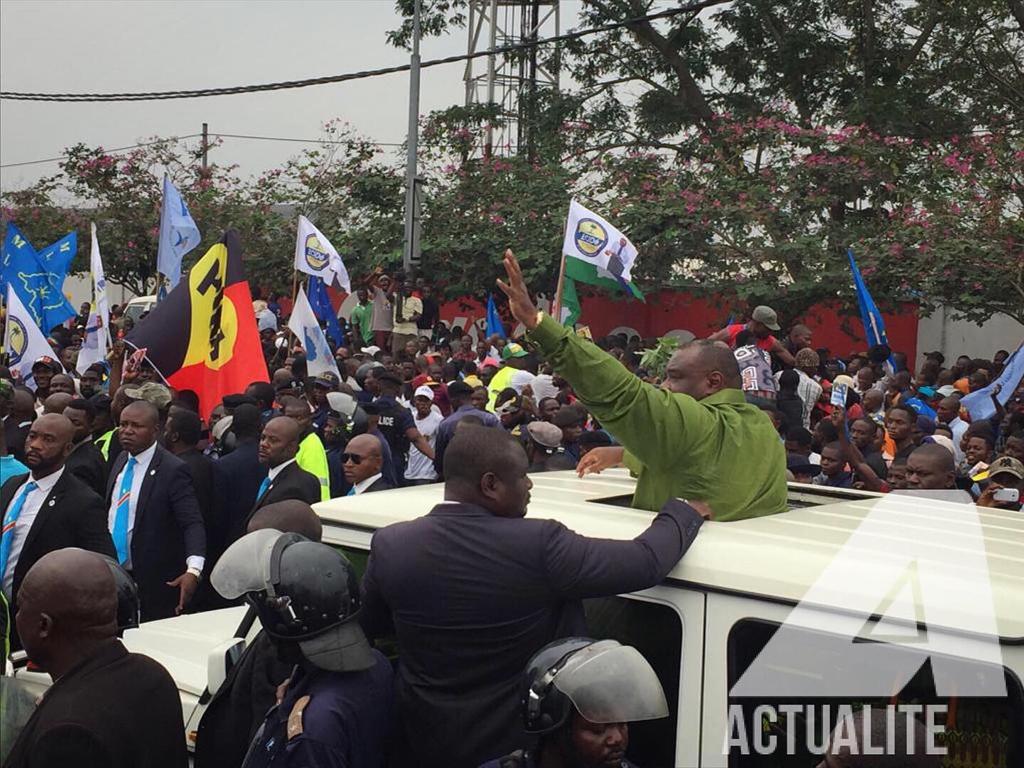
206, 638, 245, 697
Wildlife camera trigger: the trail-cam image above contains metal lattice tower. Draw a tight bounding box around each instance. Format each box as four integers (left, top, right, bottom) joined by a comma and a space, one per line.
463, 0, 560, 158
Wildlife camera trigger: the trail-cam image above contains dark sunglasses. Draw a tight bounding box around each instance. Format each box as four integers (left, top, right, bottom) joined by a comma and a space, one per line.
341, 453, 364, 464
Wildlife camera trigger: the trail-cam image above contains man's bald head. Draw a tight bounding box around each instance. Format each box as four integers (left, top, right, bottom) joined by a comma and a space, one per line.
663, 340, 742, 399
258, 415, 302, 467
906, 444, 956, 490
248, 500, 323, 542
43, 392, 74, 415
16, 548, 118, 676
24, 413, 75, 475
342, 433, 383, 486
443, 425, 532, 518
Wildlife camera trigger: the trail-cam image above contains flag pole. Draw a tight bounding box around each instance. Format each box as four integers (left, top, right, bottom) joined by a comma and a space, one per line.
552, 253, 566, 323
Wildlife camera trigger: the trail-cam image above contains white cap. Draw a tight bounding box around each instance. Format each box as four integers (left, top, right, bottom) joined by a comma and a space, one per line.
361, 345, 381, 356
414, 385, 435, 400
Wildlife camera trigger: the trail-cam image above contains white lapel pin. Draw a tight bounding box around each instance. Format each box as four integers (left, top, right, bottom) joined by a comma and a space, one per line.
48, 499, 56, 507
149, 469, 156, 476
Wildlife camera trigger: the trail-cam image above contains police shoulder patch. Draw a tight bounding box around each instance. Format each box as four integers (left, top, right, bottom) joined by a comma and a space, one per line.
287, 694, 312, 740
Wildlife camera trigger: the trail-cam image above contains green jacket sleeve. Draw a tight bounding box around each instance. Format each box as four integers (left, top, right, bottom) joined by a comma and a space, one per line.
528, 314, 711, 470
297, 435, 331, 502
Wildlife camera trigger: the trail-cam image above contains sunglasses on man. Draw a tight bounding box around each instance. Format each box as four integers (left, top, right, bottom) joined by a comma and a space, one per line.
341, 453, 367, 464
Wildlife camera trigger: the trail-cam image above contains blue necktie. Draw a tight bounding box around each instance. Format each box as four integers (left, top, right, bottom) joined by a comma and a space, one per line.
346, 486, 356, 496
1, 481, 38, 583
257, 476, 271, 500
112, 457, 137, 565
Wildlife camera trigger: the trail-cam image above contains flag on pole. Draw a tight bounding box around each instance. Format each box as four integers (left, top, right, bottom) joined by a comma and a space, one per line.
126, 230, 267, 418
156, 175, 201, 288
35, 231, 77, 279
3, 284, 64, 388
962, 342, 1024, 421
0, 223, 77, 332
289, 286, 342, 381
307, 275, 345, 347
560, 276, 582, 327
486, 294, 506, 339
562, 200, 644, 300
847, 248, 888, 349
76, 223, 111, 374
294, 215, 351, 293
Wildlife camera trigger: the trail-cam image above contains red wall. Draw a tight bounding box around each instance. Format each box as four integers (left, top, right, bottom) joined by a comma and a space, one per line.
438, 291, 919, 363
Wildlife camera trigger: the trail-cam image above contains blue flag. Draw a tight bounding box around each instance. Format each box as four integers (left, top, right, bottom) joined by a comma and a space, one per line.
847, 248, 888, 349
156, 175, 201, 288
1, 224, 77, 333
35, 231, 77, 279
486, 294, 506, 339
307, 275, 344, 347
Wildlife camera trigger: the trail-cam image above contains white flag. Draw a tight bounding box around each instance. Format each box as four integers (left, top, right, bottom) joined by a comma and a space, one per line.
288, 286, 341, 381
76, 222, 112, 374
4, 284, 64, 389
562, 199, 638, 284
294, 215, 351, 293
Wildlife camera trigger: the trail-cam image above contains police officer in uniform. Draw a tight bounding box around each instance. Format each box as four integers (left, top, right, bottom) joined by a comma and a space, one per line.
480, 638, 670, 768
211, 530, 394, 768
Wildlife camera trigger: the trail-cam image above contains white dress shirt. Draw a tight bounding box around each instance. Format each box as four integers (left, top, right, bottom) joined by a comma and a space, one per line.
267, 458, 296, 484
107, 442, 204, 573
352, 473, 383, 495
2, 467, 65, 597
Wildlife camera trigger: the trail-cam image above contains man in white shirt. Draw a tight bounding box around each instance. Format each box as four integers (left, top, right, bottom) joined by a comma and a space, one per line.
0, 414, 115, 646
106, 400, 206, 621
343, 434, 394, 495
406, 386, 444, 485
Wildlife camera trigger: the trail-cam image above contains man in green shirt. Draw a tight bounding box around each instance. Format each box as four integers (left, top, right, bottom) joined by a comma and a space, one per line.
349, 288, 375, 349
497, 250, 787, 521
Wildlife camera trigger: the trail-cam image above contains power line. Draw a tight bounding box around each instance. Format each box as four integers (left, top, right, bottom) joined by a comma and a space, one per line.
212, 132, 405, 148
0, 135, 201, 169
0, 1, 727, 102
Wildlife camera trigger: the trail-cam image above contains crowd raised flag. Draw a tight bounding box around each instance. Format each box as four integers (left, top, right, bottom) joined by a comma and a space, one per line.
76, 223, 112, 374
156, 175, 202, 289
1, 223, 77, 333
125, 230, 267, 417
3, 284, 64, 387
556, 200, 643, 326
307, 274, 345, 347
294, 215, 351, 293
288, 285, 342, 382
486, 294, 506, 339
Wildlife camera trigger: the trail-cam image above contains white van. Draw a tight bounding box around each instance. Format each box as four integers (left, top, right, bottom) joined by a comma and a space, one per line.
124, 294, 158, 324
9, 471, 1024, 766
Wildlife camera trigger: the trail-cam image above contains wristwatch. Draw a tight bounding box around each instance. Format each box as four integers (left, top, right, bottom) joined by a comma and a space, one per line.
186, 566, 203, 581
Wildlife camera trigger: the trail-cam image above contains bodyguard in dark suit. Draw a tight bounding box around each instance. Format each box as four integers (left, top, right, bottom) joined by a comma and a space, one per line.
210, 404, 266, 552
1, 415, 116, 648
105, 401, 206, 622
61, 399, 108, 496
248, 416, 320, 523
4, 548, 186, 768
342, 433, 395, 495
360, 426, 707, 768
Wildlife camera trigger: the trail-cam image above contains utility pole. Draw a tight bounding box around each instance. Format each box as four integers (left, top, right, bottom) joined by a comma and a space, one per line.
201, 122, 209, 171
402, 0, 422, 275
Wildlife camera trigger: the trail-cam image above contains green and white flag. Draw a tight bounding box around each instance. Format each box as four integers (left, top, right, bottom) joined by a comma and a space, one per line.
560, 276, 582, 327
562, 199, 644, 300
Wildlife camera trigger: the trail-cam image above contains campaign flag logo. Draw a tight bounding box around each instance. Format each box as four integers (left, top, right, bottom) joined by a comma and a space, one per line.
573, 218, 609, 259
561, 200, 643, 301
4, 284, 65, 387
156, 175, 202, 288
294, 215, 351, 293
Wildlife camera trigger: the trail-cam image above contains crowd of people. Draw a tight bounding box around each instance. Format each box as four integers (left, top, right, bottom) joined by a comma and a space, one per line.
0, 252, 1019, 768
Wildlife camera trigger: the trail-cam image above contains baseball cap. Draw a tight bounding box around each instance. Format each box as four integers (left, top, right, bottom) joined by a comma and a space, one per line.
937, 385, 957, 397
123, 381, 172, 408
32, 356, 59, 372
988, 456, 1024, 482
275, 378, 301, 392
527, 421, 563, 449
502, 343, 529, 360
360, 345, 382, 357
786, 453, 820, 475
751, 305, 780, 331
413, 385, 435, 401
312, 375, 337, 390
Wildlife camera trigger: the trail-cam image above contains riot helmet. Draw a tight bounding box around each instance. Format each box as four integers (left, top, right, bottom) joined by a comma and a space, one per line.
211, 529, 375, 672
99, 555, 141, 634
355, 362, 384, 390
522, 637, 669, 734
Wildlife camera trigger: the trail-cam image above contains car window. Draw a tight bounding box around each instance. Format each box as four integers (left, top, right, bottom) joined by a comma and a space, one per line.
726, 619, 1022, 767
585, 595, 682, 767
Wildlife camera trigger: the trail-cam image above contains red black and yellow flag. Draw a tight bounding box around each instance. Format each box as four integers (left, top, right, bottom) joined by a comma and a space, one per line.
126, 230, 268, 417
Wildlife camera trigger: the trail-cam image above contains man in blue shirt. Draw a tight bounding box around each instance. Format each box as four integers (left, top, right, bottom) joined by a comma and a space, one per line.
432, 380, 500, 476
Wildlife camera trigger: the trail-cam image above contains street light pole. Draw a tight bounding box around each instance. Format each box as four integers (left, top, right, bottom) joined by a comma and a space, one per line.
403, 0, 422, 275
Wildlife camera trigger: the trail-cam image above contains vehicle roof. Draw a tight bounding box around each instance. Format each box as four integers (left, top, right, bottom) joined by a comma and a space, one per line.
317, 469, 1024, 641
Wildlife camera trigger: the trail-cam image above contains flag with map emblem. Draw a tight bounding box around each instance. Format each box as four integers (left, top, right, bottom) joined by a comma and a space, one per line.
1, 224, 77, 333
125, 230, 267, 417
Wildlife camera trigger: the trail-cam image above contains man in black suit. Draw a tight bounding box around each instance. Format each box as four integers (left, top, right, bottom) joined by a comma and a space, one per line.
342, 433, 395, 495
164, 408, 214, 529
62, 399, 108, 496
1, 413, 116, 648
360, 426, 708, 767
3, 385, 35, 464
106, 400, 206, 621
211, 404, 265, 552
248, 416, 321, 521
4, 548, 186, 768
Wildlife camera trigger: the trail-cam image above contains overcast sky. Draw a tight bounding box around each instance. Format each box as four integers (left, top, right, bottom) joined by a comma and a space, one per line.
1, 0, 584, 191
